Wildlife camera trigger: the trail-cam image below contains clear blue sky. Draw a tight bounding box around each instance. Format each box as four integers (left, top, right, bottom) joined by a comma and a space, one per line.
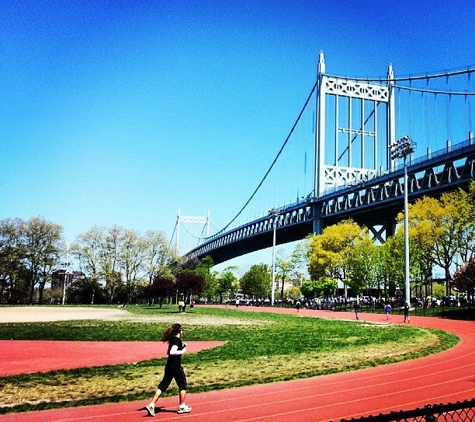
1, 0, 474, 271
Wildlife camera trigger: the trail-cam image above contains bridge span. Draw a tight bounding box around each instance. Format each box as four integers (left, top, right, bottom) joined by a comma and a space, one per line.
184, 54, 475, 265
188, 138, 475, 265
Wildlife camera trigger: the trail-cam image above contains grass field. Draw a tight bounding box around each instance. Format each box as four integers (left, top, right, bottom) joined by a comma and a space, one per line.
0, 305, 458, 414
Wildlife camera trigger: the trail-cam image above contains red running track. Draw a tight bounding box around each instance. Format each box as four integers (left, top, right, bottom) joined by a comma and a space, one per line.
0, 340, 225, 376
1, 307, 474, 421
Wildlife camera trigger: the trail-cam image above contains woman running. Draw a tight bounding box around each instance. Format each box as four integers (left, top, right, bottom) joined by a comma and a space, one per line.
145, 323, 192, 416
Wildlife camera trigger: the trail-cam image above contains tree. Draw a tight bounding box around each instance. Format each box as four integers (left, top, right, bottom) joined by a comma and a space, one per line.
289, 240, 311, 287
22, 217, 63, 304
405, 194, 465, 295
100, 226, 124, 304
300, 277, 336, 298
71, 226, 105, 304
142, 230, 175, 283
285, 285, 301, 300
453, 181, 475, 263
346, 233, 379, 296
452, 258, 475, 300
379, 234, 403, 298
307, 219, 362, 298
300, 280, 316, 298
0, 218, 26, 303
216, 266, 238, 303
144, 275, 176, 307
119, 229, 148, 303
240, 263, 271, 298
176, 270, 205, 304
195, 256, 216, 301
275, 250, 295, 300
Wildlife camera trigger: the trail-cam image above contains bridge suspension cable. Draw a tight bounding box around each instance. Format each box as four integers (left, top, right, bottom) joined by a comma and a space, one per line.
328, 65, 475, 84
209, 79, 319, 238
395, 84, 475, 96
190, 60, 475, 248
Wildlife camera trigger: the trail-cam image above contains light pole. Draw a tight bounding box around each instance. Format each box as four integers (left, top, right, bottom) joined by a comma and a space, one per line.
268, 208, 279, 307
390, 136, 416, 307
61, 245, 70, 306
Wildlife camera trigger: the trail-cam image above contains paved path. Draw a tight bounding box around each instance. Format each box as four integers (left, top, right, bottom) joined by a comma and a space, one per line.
1, 307, 474, 421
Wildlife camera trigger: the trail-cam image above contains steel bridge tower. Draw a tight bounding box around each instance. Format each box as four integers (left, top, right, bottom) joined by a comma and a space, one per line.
175, 209, 210, 254
314, 51, 396, 238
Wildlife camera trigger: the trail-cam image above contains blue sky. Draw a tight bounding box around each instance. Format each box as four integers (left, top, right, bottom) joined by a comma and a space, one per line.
1, 0, 474, 272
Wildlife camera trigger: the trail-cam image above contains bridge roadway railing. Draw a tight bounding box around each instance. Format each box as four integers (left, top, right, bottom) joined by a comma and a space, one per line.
188, 138, 475, 264
319, 137, 475, 224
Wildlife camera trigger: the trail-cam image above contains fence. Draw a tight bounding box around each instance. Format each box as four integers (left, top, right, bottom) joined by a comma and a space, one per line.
339, 398, 475, 421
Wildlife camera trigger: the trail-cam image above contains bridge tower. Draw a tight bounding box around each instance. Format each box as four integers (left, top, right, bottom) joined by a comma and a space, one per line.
314, 51, 397, 238
175, 209, 210, 255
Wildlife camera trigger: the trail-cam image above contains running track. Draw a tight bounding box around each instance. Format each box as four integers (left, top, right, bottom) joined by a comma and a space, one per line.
1, 307, 474, 421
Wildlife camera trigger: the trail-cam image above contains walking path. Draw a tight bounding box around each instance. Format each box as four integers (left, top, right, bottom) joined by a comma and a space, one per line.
1, 307, 474, 421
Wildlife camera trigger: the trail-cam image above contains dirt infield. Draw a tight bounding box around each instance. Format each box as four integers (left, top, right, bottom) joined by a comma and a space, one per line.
0, 306, 130, 323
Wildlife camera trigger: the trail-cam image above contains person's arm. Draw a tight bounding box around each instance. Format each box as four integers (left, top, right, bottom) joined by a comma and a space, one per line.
169, 343, 187, 355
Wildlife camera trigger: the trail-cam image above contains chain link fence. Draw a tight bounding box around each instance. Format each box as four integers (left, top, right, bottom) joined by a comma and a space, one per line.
339, 398, 475, 421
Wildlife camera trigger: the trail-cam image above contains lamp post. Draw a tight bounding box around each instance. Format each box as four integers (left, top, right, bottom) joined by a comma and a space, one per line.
61, 245, 70, 306
390, 136, 416, 307
268, 208, 279, 307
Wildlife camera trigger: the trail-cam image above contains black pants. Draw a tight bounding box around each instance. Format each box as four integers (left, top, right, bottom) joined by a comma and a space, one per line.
157, 365, 187, 392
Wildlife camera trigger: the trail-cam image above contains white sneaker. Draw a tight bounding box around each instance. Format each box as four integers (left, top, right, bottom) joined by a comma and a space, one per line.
177, 404, 192, 414
145, 404, 155, 416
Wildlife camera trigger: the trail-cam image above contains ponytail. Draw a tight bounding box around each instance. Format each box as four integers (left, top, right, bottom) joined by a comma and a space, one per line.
161, 323, 183, 342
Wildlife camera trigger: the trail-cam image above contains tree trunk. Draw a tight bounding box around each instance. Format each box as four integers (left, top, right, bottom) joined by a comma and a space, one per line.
445, 266, 452, 296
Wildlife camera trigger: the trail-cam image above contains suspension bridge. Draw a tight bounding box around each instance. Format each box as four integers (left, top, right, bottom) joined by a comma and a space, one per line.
173, 52, 475, 265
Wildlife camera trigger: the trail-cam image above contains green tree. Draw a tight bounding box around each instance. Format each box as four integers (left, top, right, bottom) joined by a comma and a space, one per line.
216, 266, 238, 303
300, 280, 315, 298
195, 256, 216, 301
346, 233, 379, 296
453, 181, 475, 263
275, 250, 295, 300
405, 193, 465, 295
307, 219, 362, 298
285, 285, 301, 300
240, 263, 271, 298
300, 277, 336, 298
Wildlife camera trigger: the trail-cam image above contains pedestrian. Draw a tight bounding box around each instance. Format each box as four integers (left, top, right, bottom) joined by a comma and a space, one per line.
296, 300, 301, 312
385, 303, 391, 320
145, 323, 192, 416
354, 301, 360, 320
403, 302, 411, 323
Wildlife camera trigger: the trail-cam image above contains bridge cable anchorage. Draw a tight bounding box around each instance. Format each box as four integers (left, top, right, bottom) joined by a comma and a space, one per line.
207, 79, 319, 239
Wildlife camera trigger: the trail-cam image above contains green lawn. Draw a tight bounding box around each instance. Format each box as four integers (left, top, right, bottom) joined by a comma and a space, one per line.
0, 305, 458, 414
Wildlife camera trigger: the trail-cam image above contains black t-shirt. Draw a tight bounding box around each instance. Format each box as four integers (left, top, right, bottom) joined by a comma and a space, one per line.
166, 336, 184, 368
